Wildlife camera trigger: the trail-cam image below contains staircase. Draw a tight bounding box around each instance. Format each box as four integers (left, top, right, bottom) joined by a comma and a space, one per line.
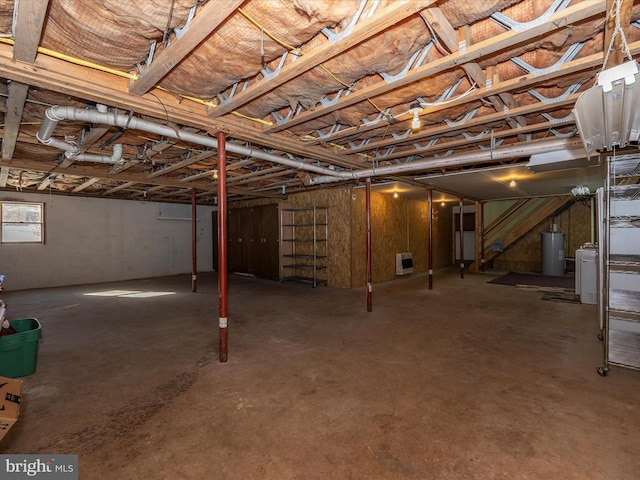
472, 196, 575, 270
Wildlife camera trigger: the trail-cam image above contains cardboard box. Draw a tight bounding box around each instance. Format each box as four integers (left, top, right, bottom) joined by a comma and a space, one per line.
0, 376, 22, 442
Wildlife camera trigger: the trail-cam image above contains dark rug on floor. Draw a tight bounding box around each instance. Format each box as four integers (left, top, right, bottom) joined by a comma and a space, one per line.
488, 271, 575, 289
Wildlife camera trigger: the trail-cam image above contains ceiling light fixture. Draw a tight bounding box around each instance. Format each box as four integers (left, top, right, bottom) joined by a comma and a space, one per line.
573, 60, 640, 159
509, 179, 517, 187
393, 192, 399, 198
409, 102, 423, 131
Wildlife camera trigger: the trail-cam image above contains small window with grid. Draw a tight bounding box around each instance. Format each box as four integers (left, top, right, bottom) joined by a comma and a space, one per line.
1, 201, 44, 244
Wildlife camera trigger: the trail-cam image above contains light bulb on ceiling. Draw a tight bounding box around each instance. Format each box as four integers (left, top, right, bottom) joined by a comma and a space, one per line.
393, 192, 399, 198
440, 201, 445, 207
409, 102, 423, 131
509, 179, 517, 187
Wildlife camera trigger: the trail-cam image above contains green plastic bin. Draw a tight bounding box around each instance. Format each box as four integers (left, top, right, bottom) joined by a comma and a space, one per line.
0, 318, 41, 378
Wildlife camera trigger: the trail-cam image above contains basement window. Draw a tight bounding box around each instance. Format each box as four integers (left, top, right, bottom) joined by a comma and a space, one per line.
1, 201, 44, 244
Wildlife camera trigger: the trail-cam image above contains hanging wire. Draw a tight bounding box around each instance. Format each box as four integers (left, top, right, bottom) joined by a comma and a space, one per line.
602, 0, 633, 70
162, 0, 176, 47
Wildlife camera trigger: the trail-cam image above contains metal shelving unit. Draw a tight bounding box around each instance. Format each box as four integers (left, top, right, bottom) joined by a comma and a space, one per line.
598, 154, 640, 376
280, 206, 328, 287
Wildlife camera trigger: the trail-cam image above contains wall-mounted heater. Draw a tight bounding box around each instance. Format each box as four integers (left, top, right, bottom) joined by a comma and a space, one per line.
396, 252, 414, 276
573, 60, 640, 159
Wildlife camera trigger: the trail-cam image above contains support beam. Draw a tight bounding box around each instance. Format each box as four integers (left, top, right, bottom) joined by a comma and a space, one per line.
480, 202, 486, 272
2, 81, 29, 161
72, 177, 100, 193
266, 0, 605, 133
217, 132, 228, 363
304, 44, 631, 146
129, 0, 244, 95
148, 151, 216, 179
366, 178, 372, 312
37, 175, 54, 191
0, 167, 9, 187
13, 0, 49, 63
192, 188, 198, 293
208, 0, 437, 118
428, 189, 433, 290
459, 197, 465, 279
341, 94, 579, 155
3, 0, 49, 162
424, 6, 554, 136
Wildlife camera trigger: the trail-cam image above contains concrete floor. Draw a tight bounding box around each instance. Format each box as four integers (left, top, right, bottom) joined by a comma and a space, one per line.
2, 269, 639, 479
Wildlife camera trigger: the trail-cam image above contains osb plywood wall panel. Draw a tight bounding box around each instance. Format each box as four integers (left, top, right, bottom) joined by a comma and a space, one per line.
433, 202, 454, 270
231, 187, 455, 288
407, 200, 429, 273
350, 192, 452, 288
284, 186, 352, 288
491, 199, 593, 273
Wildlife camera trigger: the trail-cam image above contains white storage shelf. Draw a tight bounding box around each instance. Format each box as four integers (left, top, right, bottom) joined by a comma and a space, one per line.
599, 154, 640, 375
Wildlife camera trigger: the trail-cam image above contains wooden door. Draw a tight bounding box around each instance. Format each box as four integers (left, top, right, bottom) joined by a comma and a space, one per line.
227, 207, 243, 273
254, 204, 280, 278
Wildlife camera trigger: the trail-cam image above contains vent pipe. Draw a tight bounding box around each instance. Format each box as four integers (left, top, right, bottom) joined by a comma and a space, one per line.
36, 105, 581, 183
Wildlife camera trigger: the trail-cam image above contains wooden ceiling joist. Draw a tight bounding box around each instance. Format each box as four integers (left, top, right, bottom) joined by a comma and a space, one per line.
265, 1, 606, 134
207, 0, 438, 118
128, 0, 245, 96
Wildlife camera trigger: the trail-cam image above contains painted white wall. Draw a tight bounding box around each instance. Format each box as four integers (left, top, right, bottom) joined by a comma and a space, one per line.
0, 192, 216, 290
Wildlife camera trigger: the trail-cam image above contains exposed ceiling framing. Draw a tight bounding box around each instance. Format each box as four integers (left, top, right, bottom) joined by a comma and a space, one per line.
0, 0, 637, 204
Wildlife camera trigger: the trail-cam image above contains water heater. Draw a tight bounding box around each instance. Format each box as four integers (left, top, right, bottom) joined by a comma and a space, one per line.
541, 232, 565, 276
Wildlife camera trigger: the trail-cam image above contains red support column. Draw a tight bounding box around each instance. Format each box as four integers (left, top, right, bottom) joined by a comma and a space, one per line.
366, 178, 373, 312
191, 188, 197, 293
459, 197, 465, 279
428, 189, 433, 290
217, 132, 228, 362
480, 202, 486, 272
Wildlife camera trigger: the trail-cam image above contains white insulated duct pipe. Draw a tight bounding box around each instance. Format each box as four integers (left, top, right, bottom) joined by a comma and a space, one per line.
36, 105, 582, 184
308, 137, 584, 184
66, 143, 123, 164
36, 106, 341, 177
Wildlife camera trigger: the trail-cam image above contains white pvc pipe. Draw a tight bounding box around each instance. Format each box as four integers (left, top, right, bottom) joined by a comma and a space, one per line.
308, 137, 584, 184
67, 143, 123, 164
37, 106, 341, 176
36, 105, 582, 183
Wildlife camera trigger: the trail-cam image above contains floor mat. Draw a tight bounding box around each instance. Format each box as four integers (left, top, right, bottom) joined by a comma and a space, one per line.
540, 290, 581, 303
488, 271, 575, 289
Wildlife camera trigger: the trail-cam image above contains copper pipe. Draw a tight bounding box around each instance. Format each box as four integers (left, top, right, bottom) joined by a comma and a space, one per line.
459, 197, 465, 279
217, 132, 228, 362
428, 189, 433, 290
191, 188, 197, 293
366, 179, 373, 312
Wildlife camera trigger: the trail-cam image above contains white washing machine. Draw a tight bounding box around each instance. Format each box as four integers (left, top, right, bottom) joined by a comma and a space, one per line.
575, 248, 597, 305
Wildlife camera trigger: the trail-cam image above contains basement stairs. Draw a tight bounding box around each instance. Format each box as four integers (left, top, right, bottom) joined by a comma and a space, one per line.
470, 196, 575, 271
